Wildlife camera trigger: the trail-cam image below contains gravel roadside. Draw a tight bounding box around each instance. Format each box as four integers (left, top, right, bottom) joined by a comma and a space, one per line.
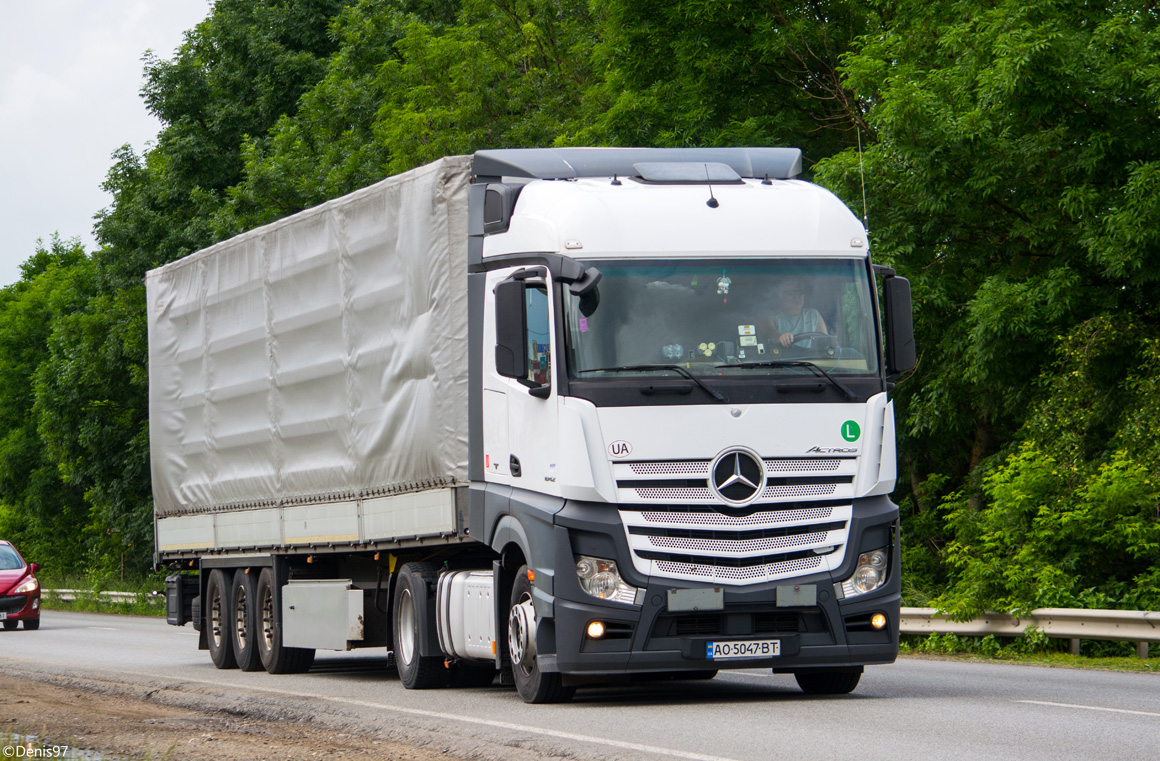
2, 673, 468, 761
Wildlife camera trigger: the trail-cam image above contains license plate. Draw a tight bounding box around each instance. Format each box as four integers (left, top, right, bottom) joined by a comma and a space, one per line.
0, 612, 6, 620
706, 639, 780, 660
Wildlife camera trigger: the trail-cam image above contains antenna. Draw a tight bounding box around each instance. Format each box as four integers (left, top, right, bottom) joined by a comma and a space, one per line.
706, 184, 719, 208
857, 128, 869, 233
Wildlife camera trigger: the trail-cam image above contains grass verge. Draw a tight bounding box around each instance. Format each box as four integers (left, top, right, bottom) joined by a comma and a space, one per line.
38, 574, 166, 617
901, 633, 1158, 673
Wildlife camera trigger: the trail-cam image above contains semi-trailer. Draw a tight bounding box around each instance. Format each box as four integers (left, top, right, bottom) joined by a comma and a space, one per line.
151, 148, 915, 703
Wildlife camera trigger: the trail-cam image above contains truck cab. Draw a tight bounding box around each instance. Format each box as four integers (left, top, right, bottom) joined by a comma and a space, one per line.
460, 148, 914, 701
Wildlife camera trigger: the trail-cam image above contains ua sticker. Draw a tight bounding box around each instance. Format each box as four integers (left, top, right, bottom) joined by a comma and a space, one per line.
841, 420, 861, 442
609, 440, 632, 458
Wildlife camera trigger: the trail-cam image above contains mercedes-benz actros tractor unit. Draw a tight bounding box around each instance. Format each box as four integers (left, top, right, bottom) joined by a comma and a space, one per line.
151, 148, 915, 703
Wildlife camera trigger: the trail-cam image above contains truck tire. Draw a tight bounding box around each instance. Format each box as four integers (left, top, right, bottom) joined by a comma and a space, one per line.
254, 568, 315, 672
393, 562, 448, 689
206, 569, 238, 669
509, 565, 573, 704
230, 569, 263, 672
255, 567, 314, 674
794, 667, 862, 695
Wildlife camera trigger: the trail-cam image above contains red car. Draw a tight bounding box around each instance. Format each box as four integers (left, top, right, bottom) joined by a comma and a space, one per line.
0, 540, 40, 630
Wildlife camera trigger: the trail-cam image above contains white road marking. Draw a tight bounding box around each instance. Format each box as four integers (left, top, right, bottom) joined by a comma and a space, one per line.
172, 674, 746, 761
84, 627, 120, 631
1016, 700, 1160, 718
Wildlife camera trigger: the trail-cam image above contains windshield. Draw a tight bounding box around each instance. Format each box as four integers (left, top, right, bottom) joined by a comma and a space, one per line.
0, 545, 23, 571
564, 258, 879, 378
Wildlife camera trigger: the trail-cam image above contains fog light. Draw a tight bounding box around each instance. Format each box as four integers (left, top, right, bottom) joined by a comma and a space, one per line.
587, 621, 606, 639
871, 612, 887, 630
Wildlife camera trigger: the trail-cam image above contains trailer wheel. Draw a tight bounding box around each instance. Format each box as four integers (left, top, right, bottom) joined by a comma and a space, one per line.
230, 570, 263, 671
794, 667, 862, 695
392, 562, 448, 689
255, 567, 314, 674
206, 569, 238, 669
509, 565, 573, 704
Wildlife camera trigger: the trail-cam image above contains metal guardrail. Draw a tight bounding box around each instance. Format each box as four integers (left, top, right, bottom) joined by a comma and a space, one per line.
44, 588, 163, 602
900, 607, 1158, 658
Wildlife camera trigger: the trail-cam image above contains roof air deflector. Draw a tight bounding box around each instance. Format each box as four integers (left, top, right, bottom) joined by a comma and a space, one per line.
632, 162, 743, 184
472, 147, 802, 181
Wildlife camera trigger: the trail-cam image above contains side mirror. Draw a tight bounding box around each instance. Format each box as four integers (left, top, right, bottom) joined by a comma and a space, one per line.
29, 563, 40, 573
494, 279, 528, 379
883, 276, 916, 376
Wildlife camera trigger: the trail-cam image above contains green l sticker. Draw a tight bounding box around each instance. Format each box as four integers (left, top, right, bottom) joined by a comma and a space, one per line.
841, 420, 861, 442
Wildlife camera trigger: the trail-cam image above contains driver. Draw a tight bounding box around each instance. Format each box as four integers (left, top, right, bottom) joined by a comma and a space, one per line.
771, 277, 828, 347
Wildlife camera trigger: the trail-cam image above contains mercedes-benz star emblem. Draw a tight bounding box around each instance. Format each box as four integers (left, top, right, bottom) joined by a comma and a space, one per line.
710, 449, 765, 504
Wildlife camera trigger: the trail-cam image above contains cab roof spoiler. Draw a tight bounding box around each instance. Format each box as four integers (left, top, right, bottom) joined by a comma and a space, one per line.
472, 147, 802, 181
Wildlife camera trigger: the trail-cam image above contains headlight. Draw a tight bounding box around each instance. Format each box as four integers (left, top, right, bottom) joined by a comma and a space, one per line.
575, 556, 639, 604
838, 549, 888, 598
14, 577, 39, 594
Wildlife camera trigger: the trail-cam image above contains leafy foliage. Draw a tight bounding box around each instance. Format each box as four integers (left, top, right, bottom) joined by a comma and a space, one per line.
818, 0, 1160, 610
0, 238, 94, 575
585, 0, 877, 162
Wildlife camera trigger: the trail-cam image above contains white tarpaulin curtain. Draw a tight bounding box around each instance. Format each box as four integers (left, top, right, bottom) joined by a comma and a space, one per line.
147, 157, 471, 517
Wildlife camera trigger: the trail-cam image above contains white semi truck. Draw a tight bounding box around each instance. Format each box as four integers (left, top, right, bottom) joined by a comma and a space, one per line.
151, 148, 915, 703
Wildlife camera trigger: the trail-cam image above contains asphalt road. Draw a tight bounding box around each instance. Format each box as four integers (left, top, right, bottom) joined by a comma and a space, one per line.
3, 610, 1157, 761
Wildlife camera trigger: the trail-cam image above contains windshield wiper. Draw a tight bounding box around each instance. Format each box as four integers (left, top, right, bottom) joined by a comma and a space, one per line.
718, 360, 856, 401
578, 364, 728, 402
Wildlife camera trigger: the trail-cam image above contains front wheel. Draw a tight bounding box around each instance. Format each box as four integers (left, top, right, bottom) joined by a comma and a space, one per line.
23, 618, 39, 631
509, 566, 573, 704
392, 562, 448, 689
794, 667, 862, 695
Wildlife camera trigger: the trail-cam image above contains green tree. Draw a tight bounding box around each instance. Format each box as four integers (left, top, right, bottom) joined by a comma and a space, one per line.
224, 0, 596, 230
818, 0, 1160, 603
0, 237, 94, 574
585, 0, 879, 164
40, 0, 357, 573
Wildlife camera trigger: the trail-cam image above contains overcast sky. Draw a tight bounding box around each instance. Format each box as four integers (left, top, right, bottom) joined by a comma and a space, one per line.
0, 0, 211, 288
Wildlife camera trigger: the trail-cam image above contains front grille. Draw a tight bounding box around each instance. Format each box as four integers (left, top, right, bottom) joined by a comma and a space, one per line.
763, 483, 837, 498
657, 611, 809, 638
617, 456, 856, 585
0, 594, 26, 614
624, 504, 847, 584
638, 504, 837, 527
655, 555, 824, 581
630, 462, 710, 476
764, 458, 842, 473
755, 612, 803, 633
675, 615, 721, 636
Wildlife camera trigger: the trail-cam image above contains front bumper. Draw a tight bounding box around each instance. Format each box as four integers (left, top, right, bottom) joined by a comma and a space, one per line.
0, 591, 40, 623
541, 495, 900, 676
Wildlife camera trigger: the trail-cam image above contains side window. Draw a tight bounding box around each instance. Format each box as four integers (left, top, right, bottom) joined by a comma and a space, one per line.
525, 285, 551, 386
